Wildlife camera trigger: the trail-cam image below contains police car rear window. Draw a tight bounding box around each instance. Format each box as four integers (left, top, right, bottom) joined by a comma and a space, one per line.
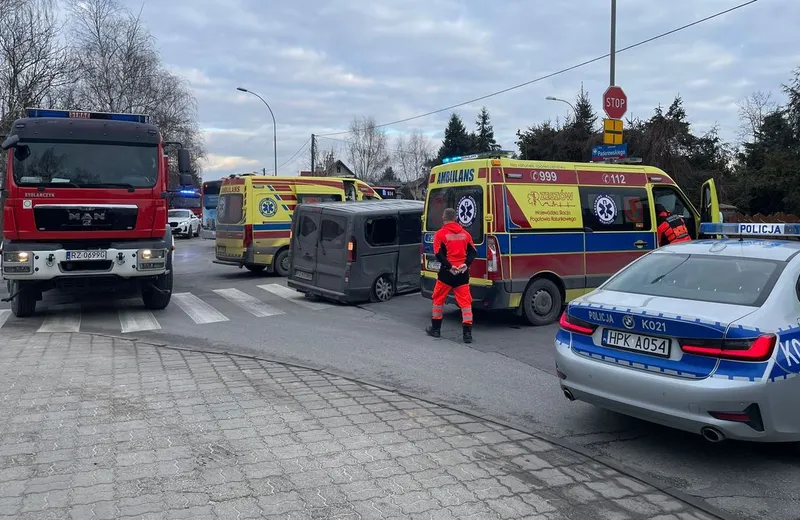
603, 253, 784, 307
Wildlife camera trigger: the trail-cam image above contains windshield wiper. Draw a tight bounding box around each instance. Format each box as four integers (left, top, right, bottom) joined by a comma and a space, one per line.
84, 183, 138, 192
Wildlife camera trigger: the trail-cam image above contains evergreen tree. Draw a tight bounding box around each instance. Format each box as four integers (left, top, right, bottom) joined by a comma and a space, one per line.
572, 87, 597, 134
435, 113, 473, 164
473, 107, 500, 152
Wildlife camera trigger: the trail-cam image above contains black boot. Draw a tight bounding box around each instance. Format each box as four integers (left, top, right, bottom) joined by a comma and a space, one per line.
426, 319, 442, 338
462, 324, 473, 344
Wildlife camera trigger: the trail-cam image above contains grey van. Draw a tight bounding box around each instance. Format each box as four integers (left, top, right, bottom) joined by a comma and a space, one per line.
287, 200, 424, 303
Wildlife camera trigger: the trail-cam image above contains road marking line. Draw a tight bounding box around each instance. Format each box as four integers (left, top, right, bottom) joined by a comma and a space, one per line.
173, 293, 229, 324
118, 306, 161, 333
213, 288, 285, 317
257, 284, 332, 311
38, 307, 81, 333
0, 310, 10, 329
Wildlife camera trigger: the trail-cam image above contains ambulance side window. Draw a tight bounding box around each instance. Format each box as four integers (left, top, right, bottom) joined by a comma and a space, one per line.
579, 187, 651, 232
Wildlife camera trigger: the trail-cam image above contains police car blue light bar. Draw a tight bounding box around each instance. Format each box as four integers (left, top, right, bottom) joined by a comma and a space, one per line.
699, 222, 800, 236
25, 108, 150, 124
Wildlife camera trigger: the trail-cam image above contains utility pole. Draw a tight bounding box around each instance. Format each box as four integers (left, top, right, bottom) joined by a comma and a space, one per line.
609, 0, 617, 86
310, 134, 316, 174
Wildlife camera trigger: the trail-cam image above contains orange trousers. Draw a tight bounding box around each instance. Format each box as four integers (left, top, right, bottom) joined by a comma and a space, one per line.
431, 280, 473, 324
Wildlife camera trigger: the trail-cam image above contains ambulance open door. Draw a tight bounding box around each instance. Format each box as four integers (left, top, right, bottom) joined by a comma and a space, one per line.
700, 178, 721, 225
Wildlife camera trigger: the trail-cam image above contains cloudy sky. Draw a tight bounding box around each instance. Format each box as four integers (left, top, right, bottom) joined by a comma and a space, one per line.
123, 0, 798, 181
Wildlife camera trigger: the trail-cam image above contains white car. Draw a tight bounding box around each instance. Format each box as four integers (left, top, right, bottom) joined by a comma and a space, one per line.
168, 209, 200, 238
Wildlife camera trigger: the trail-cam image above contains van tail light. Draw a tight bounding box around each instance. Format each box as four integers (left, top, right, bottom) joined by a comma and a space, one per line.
486, 235, 501, 280
347, 237, 356, 262
680, 334, 777, 362
559, 312, 598, 335
243, 224, 253, 248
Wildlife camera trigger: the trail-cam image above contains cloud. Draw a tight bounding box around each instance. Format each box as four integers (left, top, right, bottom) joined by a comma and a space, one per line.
119, 0, 800, 178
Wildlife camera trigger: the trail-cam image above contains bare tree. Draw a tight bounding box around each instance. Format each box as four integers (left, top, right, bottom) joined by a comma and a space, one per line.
65, 0, 205, 185
346, 116, 390, 182
0, 0, 73, 129
736, 91, 778, 144
392, 131, 434, 199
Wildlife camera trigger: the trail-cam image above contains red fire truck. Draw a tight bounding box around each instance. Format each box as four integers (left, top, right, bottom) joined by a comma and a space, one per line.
0, 108, 193, 317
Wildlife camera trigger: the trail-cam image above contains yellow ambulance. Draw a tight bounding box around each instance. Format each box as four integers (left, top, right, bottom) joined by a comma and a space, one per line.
421, 153, 720, 325
214, 174, 381, 275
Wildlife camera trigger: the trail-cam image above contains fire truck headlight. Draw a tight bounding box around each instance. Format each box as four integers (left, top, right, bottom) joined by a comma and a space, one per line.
2, 251, 33, 274
141, 249, 152, 260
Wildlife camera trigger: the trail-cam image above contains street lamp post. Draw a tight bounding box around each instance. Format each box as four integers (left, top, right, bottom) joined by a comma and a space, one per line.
545, 96, 578, 120
237, 87, 278, 176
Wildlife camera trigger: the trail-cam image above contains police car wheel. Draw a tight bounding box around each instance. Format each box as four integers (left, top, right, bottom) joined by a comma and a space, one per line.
521, 278, 562, 326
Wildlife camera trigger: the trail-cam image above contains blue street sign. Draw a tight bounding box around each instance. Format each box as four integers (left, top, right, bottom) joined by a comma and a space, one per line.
591, 143, 628, 161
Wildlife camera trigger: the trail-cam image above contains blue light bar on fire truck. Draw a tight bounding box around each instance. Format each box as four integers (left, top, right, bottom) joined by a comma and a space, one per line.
699, 222, 800, 237
25, 108, 150, 124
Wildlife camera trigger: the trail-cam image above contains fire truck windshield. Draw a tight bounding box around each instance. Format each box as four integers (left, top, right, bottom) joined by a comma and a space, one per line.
11, 140, 159, 188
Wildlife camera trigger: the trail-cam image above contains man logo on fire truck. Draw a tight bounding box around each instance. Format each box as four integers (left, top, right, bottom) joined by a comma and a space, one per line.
0, 108, 194, 318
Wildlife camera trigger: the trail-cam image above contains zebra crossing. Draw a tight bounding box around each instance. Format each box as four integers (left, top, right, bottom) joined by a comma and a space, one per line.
0, 283, 338, 335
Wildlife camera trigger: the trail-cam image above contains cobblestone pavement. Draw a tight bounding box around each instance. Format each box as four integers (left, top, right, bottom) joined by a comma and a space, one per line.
0, 332, 720, 520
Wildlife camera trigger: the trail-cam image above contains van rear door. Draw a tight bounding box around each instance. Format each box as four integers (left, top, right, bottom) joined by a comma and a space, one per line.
289, 208, 320, 283
215, 186, 247, 262
315, 211, 349, 293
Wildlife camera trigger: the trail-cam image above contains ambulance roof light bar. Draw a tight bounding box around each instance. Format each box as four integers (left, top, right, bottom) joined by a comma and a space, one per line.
25, 108, 150, 124
699, 222, 800, 238
442, 150, 515, 164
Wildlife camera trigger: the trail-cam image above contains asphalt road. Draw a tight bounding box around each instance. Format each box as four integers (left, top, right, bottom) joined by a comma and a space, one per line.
2, 239, 798, 520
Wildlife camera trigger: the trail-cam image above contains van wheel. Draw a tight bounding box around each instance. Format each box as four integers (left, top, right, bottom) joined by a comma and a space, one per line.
370, 275, 394, 303
521, 278, 562, 326
273, 249, 290, 277
245, 264, 266, 273
10, 281, 37, 318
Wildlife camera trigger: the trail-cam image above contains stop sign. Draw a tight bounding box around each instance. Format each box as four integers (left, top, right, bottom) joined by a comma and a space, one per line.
603, 86, 627, 119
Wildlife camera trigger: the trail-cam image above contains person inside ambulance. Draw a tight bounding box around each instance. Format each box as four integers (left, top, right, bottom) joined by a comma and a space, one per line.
426, 208, 478, 343
655, 203, 692, 247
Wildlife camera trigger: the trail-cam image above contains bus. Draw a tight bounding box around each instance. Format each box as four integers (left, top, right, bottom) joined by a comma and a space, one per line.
372, 186, 400, 199
167, 188, 201, 218
201, 179, 222, 239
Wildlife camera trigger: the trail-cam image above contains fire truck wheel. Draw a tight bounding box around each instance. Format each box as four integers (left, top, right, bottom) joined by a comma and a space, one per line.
142, 258, 173, 310
521, 278, 562, 326
10, 281, 37, 318
273, 249, 290, 277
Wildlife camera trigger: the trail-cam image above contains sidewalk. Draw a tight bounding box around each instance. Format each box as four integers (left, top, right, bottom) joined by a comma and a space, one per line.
0, 332, 718, 520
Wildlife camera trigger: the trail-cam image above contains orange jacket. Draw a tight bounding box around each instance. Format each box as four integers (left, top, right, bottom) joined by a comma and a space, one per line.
433, 221, 477, 287
657, 211, 691, 246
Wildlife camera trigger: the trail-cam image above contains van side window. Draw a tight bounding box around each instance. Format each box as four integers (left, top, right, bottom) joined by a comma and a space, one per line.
579, 187, 651, 232
365, 217, 397, 246
297, 215, 318, 244
320, 217, 346, 248
398, 213, 422, 245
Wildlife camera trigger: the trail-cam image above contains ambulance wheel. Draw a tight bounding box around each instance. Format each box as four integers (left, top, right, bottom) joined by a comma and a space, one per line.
10, 281, 37, 318
522, 278, 562, 326
370, 275, 394, 302
245, 264, 266, 273
273, 249, 290, 277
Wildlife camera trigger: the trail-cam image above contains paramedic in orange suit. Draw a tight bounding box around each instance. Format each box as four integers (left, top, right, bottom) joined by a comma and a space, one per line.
655, 203, 692, 247
426, 208, 478, 343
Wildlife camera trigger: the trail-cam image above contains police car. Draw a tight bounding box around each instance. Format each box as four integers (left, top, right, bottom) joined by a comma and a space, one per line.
555, 222, 800, 443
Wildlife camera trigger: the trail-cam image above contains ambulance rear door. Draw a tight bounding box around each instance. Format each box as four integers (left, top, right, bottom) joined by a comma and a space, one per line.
289, 205, 321, 284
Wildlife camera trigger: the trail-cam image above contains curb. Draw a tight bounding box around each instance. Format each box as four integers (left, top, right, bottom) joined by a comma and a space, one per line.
31, 331, 739, 520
